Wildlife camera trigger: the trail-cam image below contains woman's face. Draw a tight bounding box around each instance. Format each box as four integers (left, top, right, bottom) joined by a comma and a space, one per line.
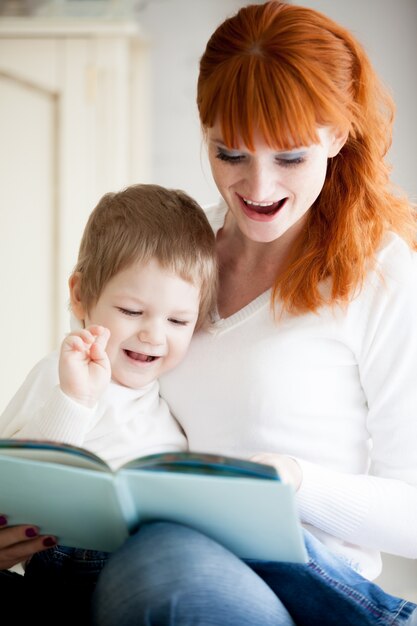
207, 122, 344, 243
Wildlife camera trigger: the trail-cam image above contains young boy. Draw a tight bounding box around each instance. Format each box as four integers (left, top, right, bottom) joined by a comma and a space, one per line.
0, 183, 217, 621
0, 183, 217, 470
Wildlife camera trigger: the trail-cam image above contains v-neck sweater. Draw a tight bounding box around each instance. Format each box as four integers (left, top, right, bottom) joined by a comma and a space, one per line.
160, 199, 417, 580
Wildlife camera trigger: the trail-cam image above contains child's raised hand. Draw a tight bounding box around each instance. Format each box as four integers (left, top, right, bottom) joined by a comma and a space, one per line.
59, 325, 111, 407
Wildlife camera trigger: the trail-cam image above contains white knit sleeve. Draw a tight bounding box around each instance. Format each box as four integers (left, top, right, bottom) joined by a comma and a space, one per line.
297, 238, 417, 557
0, 352, 94, 445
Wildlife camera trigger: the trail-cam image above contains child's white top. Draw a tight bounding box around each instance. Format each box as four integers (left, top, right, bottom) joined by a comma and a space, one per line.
0, 351, 187, 470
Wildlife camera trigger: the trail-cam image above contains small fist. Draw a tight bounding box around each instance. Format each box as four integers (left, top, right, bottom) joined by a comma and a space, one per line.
59, 325, 111, 407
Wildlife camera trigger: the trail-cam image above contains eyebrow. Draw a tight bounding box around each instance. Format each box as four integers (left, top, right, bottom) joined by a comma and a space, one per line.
170, 309, 199, 317
115, 295, 198, 313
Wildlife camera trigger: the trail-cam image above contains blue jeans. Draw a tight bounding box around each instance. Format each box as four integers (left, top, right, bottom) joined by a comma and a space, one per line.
23, 545, 108, 626
91, 522, 417, 626
24, 523, 417, 625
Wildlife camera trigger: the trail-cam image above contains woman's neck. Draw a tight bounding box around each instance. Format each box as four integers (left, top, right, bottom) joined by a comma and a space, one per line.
216, 213, 306, 319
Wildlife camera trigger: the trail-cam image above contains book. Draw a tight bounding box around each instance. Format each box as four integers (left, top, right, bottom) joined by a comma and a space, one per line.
0, 438, 307, 563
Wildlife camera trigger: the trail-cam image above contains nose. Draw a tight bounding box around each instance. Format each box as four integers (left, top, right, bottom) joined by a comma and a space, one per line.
246, 158, 279, 200
138, 318, 165, 347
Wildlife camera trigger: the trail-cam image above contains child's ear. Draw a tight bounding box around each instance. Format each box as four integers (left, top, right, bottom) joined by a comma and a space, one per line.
69, 273, 86, 321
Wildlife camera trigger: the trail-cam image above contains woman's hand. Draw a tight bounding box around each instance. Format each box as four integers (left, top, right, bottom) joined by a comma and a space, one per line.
0, 516, 56, 570
251, 453, 303, 491
59, 324, 111, 408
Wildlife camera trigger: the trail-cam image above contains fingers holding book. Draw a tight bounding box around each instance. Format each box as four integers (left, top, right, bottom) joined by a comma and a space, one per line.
0, 515, 57, 571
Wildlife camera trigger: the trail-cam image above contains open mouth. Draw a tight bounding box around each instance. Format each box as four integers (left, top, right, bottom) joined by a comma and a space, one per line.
124, 349, 160, 363
240, 196, 287, 217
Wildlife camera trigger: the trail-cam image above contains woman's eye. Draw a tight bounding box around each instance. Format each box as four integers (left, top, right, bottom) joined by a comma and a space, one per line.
215, 147, 306, 167
275, 156, 306, 168
215, 149, 244, 164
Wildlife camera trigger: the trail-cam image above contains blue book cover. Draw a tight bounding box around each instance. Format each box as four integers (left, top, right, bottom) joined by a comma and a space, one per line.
0, 438, 307, 563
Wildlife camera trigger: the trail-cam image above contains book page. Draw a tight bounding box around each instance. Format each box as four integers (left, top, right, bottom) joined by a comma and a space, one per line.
0, 439, 110, 471
123, 450, 280, 479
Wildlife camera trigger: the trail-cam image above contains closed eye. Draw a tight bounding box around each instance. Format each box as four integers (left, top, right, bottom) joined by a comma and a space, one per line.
168, 318, 189, 326
215, 148, 245, 164
275, 156, 306, 167
118, 307, 142, 317
216, 147, 306, 167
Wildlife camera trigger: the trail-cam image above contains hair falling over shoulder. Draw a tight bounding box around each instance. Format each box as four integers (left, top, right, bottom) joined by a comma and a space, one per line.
198, 1, 417, 315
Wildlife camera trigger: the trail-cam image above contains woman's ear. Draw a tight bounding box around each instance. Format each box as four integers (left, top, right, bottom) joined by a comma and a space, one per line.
328, 128, 349, 158
69, 272, 86, 321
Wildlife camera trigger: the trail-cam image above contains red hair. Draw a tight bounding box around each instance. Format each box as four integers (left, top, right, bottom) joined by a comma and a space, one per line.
197, 1, 417, 314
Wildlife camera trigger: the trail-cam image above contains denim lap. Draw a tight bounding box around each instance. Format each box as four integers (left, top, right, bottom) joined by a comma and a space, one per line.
92, 522, 296, 626
23, 525, 417, 626
92, 523, 416, 626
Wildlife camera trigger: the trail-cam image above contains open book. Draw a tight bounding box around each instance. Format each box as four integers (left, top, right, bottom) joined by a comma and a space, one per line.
0, 438, 307, 562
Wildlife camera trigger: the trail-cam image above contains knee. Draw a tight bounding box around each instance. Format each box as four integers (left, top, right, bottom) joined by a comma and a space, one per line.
94, 521, 237, 601
92, 522, 214, 624
92, 522, 293, 626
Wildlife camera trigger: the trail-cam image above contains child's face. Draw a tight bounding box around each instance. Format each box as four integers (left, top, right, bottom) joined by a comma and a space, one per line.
76, 258, 200, 389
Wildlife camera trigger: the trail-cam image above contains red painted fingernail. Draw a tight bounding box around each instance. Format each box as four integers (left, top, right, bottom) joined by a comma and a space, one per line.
25, 527, 39, 538
0, 515, 7, 526
43, 536, 57, 547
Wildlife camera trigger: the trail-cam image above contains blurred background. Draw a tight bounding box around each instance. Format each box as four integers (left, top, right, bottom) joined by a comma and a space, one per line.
0, 0, 416, 601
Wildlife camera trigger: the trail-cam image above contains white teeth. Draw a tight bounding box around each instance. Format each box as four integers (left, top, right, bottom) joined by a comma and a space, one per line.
243, 198, 276, 207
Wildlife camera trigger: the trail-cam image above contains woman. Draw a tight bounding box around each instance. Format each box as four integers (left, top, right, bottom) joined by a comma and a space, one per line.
2, 2, 417, 624
92, 2, 417, 624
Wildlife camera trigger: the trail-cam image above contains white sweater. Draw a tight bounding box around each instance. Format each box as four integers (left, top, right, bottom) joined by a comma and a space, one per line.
160, 200, 417, 580
0, 351, 187, 470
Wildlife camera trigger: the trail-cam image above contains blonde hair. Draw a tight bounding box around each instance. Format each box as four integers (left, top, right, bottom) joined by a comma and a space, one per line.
198, 1, 416, 314
73, 184, 217, 329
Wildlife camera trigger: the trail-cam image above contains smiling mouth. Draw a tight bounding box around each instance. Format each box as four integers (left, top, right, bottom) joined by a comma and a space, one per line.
124, 349, 160, 363
241, 196, 287, 216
